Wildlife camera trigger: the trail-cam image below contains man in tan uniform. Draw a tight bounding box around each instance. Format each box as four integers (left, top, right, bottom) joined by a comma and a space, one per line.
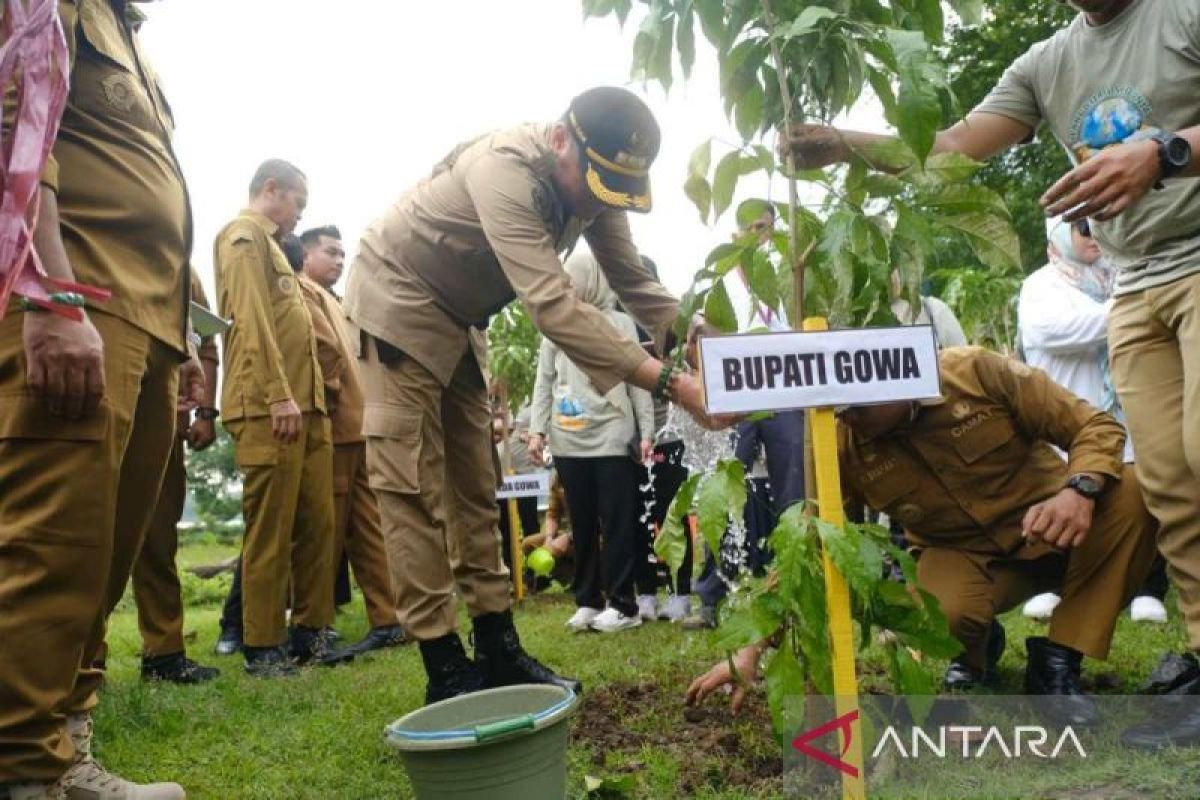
215, 160, 344, 677
129, 272, 222, 685
689, 347, 1157, 727
344, 86, 719, 703
0, 2, 197, 797
297, 225, 405, 654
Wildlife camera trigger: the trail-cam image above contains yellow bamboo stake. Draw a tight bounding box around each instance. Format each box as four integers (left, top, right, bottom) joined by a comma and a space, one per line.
804, 316, 865, 799
507, 491, 525, 602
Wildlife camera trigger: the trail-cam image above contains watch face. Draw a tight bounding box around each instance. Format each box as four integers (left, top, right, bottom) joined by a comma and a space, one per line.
1168, 136, 1192, 167
1072, 476, 1101, 496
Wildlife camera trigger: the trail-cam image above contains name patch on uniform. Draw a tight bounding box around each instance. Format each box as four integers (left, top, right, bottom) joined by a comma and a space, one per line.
698, 326, 941, 414
496, 471, 552, 499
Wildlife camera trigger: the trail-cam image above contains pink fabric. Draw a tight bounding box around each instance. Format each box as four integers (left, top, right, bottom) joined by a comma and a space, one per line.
0, 0, 108, 321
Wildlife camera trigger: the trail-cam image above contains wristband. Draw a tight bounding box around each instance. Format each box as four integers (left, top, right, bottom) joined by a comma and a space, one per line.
20, 291, 87, 312
195, 407, 220, 421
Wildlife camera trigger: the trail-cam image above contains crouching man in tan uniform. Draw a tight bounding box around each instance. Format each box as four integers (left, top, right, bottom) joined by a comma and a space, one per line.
688, 347, 1157, 727
344, 87, 721, 703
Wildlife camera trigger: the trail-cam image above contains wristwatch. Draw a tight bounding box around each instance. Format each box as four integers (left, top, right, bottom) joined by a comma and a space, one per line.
195, 407, 220, 422
1066, 473, 1104, 501
1151, 132, 1192, 188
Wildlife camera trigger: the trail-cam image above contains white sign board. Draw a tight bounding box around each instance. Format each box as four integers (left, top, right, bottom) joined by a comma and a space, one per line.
496, 471, 552, 499
698, 326, 942, 414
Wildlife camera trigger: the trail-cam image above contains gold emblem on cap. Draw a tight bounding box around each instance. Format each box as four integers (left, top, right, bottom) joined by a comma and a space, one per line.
585, 163, 650, 211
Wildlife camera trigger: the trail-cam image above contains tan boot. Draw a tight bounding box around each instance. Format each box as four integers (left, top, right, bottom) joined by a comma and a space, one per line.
57, 714, 185, 800
8, 783, 66, 800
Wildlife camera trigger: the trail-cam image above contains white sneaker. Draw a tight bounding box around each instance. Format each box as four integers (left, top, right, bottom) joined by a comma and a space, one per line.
659, 595, 692, 622
8, 784, 65, 800
565, 607, 601, 633
1131, 595, 1169, 623
590, 607, 642, 633
636, 594, 658, 621
1022, 592, 1060, 620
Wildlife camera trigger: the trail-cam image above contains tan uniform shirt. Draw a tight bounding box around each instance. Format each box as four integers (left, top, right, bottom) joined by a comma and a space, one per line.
343, 123, 679, 394
840, 347, 1125, 554
189, 272, 218, 367
299, 275, 364, 445
214, 210, 323, 421
19, 0, 192, 354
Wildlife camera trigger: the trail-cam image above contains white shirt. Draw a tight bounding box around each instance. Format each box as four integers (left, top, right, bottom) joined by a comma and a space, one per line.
1018, 264, 1133, 462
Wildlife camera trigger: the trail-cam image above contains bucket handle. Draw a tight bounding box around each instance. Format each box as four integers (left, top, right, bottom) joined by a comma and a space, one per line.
474, 714, 536, 742
386, 690, 578, 743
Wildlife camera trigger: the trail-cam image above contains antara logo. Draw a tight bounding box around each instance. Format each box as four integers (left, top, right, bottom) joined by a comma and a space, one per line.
791, 710, 861, 778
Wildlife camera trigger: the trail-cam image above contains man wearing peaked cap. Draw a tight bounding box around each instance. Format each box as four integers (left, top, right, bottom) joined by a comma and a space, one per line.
344, 86, 726, 704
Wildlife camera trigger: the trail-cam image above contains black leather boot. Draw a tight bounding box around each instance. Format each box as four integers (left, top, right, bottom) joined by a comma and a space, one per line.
420, 633, 484, 705
243, 644, 298, 678
943, 620, 1005, 690
1122, 653, 1200, 750
289, 625, 355, 667
473, 610, 582, 696
1024, 636, 1100, 726
344, 624, 407, 657
141, 652, 220, 684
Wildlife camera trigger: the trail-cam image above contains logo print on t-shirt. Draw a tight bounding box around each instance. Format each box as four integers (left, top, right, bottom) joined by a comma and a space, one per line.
1069, 87, 1159, 163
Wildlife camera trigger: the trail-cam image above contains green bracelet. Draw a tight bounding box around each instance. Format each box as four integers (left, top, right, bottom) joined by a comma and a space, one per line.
19, 292, 87, 312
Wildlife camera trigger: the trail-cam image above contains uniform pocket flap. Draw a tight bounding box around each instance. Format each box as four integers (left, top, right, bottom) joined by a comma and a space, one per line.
0, 394, 109, 442
951, 416, 1013, 465
362, 405, 420, 440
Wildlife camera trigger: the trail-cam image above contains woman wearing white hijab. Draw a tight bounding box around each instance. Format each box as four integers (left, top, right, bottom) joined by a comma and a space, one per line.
1018, 217, 1168, 624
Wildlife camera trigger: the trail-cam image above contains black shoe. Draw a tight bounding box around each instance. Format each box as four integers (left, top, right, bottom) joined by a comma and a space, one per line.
141, 652, 220, 685
1024, 636, 1100, 727
214, 626, 242, 656
943, 620, 1005, 690
244, 645, 299, 678
289, 625, 355, 667
1122, 655, 1200, 750
420, 633, 484, 704
472, 610, 582, 696
344, 625, 407, 657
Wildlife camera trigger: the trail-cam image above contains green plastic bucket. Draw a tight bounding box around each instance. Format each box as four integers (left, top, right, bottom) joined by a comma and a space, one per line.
384, 684, 579, 800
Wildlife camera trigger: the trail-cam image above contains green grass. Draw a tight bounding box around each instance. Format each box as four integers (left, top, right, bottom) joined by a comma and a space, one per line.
91, 543, 1193, 799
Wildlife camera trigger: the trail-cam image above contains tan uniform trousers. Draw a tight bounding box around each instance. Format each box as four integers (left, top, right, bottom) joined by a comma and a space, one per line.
1110, 270, 1200, 652
0, 311, 178, 783
131, 436, 188, 657
226, 413, 335, 647
917, 465, 1157, 671
332, 442, 399, 629
358, 337, 509, 642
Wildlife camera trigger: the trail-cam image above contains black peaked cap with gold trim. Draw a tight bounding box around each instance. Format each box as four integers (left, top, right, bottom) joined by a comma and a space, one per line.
565, 87, 660, 213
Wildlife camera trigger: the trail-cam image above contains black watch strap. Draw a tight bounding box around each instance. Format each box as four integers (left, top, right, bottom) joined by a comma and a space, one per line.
195, 407, 220, 421
1066, 473, 1103, 500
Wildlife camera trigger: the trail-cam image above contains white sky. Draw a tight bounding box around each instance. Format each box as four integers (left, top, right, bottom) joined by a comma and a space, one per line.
138, 0, 888, 301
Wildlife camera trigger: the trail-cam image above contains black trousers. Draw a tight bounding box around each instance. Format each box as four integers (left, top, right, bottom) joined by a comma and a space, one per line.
555, 454, 641, 617
497, 496, 539, 571
220, 557, 243, 634
636, 440, 693, 595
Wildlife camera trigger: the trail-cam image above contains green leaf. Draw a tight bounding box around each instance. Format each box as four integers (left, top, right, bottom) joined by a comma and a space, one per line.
891, 203, 933, 310
735, 198, 769, 228
684, 138, 713, 223
703, 279, 737, 332
888, 641, 936, 696
861, 173, 904, 198
691, 0, 724, 45
650, 6, 676, 91
747, 250, 781, 313
934, 211, 1023, 272
866, 66, 898, 125
655, 473, 699, 574
887, 29, 941, 164
711, 151, 763, 221
765, 644, 807, 736
915, 183, 1008, 216
912, 151, 982, 184
695, 459, 746, 558
734, 80, 765, 141
584, 773, 637, 796
676, 0, 695, 78
777, 6, 838, 39
915, 0, 945, 45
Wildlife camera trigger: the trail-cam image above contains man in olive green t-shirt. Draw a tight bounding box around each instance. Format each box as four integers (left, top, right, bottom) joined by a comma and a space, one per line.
771, 0, 1200, 749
